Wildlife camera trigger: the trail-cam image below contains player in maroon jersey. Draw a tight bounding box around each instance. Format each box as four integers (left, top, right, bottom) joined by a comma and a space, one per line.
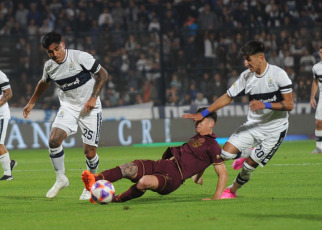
81, 107, 228, 202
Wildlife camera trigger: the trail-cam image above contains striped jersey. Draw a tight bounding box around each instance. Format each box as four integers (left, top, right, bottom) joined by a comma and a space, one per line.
227, 63, 292, 131
42, 49, 102, 111
312, 61, 322, 98
0, 70, 10, 119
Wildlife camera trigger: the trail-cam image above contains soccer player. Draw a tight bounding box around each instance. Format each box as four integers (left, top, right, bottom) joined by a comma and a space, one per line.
0, 70, 17, 180
23, 32, 109, 199
183, 40, 294, 198
310, 46, 322, 154
82, 107, 228, 202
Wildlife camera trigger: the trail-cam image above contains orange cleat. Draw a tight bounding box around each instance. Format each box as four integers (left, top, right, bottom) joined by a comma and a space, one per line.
81, 170, 96, 191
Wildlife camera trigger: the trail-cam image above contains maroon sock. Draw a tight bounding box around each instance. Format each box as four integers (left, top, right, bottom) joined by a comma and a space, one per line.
95, 166, 122, 182
113, 184, 145, 202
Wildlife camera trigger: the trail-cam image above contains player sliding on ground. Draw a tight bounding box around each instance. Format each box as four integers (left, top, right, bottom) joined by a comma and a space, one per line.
183, 40, 294, 199
82, 107, 228, 202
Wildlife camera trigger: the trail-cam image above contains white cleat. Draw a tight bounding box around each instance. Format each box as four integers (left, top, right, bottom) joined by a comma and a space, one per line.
311, 148, 322, 154
46, 175, 69, 199
79, 188, 91, 200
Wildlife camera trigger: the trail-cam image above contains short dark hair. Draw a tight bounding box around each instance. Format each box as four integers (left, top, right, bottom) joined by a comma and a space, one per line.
197, 107, 217, 122
240, 40, 265, 58
41, 32, 61, 49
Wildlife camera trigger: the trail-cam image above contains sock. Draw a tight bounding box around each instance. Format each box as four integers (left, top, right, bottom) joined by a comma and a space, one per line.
49, 146, 65, 181
315, 130, 322, 149
96, 166, 122, 182
0, 152, 11, 176
230, 162, 255, 193
86, 154, 99, 174
113, 184, 145, 202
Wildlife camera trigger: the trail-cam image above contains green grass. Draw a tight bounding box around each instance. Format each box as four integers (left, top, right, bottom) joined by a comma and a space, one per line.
1, 140, 322, 230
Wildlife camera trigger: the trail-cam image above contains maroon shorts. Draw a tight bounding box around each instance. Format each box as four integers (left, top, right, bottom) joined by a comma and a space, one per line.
132, 159, 183, 195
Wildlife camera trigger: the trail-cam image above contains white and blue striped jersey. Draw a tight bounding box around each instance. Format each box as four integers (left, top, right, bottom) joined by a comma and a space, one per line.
312, 61, 322, 98
42, 49, 102, 112
0, 70, 11, 119
227, 64, 292, 131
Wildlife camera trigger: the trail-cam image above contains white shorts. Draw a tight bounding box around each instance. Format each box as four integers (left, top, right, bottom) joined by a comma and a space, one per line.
227, 123, 288, 167
0, 119, 9, 145
315, 101, 322, 120
52, 106, 102, 147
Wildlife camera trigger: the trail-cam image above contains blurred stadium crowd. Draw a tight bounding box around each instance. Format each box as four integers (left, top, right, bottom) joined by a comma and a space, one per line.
0, 0, 321, 109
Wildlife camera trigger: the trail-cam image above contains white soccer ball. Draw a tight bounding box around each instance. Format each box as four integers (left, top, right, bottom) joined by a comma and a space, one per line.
90, 180, 115, 204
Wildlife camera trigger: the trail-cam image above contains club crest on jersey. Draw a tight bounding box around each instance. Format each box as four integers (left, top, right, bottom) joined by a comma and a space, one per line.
268, 77, 274, 87
69, 62, 75, 71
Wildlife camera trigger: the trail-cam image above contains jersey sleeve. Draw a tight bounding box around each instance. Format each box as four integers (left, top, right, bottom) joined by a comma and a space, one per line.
227, 70, 248, 98
209, 140, 223, 165
41, 61, 51, 83
0, 71, 10, 91
277, 69, 292, 94
312, 65, 317, 79
78, 52, 101, 74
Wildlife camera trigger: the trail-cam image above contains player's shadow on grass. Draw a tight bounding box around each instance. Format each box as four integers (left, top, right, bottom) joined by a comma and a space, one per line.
250, 214, 322, 222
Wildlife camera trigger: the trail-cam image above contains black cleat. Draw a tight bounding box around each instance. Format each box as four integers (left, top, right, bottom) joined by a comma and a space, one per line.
0, 175, 13, 180
10, 160, 17, 171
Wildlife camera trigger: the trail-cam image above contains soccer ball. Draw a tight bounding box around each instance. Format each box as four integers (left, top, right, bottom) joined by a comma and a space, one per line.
90, 180, 115, 204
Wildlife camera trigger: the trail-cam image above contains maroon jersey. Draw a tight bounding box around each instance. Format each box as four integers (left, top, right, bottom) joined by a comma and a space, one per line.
162, 133, 222, 180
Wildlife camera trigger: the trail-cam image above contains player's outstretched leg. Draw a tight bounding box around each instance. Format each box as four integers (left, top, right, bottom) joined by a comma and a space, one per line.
232, 158, 246, 170
82, 170, 96, 191
80, 154, 100, 200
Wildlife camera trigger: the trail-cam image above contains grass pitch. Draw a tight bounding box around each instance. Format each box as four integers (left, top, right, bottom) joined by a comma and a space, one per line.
0, 140, 321, 230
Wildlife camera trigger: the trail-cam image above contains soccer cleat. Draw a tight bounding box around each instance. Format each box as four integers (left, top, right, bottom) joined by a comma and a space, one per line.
10, 160, 17, 171
311, 148, 322, 154
220, 188, 237, 199
79, 188, 91, 200
232, 158, 246, 170
81, 170, 96, 191
46, 175, 69, 198
0, 175, 13, 180
89, 197, 97, 204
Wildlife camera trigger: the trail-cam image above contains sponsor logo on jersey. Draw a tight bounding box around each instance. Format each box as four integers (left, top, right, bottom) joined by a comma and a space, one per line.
60, 77, 80, 90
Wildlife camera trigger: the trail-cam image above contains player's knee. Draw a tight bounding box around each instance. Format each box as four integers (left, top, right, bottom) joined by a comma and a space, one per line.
137, 177, 151, 190
221, 150, 237, 160
137, 176, 158, 191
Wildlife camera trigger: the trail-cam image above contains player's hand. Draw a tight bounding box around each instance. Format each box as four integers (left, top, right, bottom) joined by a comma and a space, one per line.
249, 100, 265, 111
23, 103, 35, 119
191, 175, 203, 185
310, 98, 317, 109
81, 97, 97, 116
182, 113, 203, 121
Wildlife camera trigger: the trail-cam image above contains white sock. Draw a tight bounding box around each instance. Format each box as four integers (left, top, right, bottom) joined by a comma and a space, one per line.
86, 154, 99, 174
49, 146, 65, 181
240, 148, 253, 158
315, 130, 322, 149
0, 152, 11, 176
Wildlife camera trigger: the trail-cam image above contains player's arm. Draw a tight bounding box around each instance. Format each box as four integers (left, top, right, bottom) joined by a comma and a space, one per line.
23, 79, 50, 119
310, 78, 319, 109
182, 93, 233, 121
249, 92, 294, 111
82, 67, 109, 116
0, 87, 12, 107
201, 163, 228, 201
191, 170, 205, 185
